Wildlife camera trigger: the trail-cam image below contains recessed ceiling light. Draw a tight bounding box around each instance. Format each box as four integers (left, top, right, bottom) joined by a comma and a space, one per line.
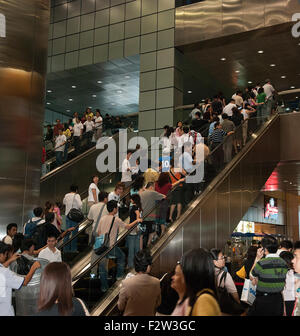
281, 76, 286, 79
71, 85, 76, 89
202, 99, 205, 102
270, 64, 276, 67
89, 106, 92, 109
220, 58, 226, 61
248, 81, 252, 84
291, 86, 295, 89
46, 102, 51, 105
125, 75, 131, 79
97, 80, 102, 84
69, 98, 73, 101
111, 103, 115, 106
235, 70, 240, 73
188, 90, 192, 94
92, 94, 97, 98
66, 109, 70, 112
258, 50, 264, 54
296, 96, 299, 99
47, 90, 52, 93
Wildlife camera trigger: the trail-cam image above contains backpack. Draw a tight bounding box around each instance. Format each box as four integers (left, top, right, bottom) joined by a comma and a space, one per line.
24, 218, 43, 239
32, 223, 48, 249
16, 255, 34, 275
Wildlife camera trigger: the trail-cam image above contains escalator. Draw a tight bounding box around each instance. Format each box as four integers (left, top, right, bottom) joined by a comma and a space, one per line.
66, 113, 281, 315
40, 115, 138, 206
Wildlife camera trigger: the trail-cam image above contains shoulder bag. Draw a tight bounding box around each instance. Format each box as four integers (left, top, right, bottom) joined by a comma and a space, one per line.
93, 216, 115, 256
67, 194, 84, 223
90, 204, 106, 246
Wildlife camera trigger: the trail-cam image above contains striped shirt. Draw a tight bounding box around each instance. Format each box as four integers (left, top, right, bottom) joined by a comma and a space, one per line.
209, 129, 226, 144
252, 254, 288, 293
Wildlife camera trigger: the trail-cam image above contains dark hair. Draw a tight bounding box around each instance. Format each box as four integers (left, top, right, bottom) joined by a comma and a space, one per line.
47, 233, 58, 240
38, 262, 74, 316
163, 125, 170, 130
280, 240, 293, 250
91, 175, 99, 182
214, 121, 220, 128
222, 113, 228, 119
115, 182, 125, 191
165, 128, 172, 138
258, 87, 264, 94
157, 172, 171, 188
232, 107, 240, 115
12, 233, 24, 253
146, 182, 155, 189
261, 235, 278, 254
21, 239, 36, 253
107, 200, 118, 213
134, 249, 152, 273
203, 111, 211, 120
7, 223, 17, 234
70, 185, 78, 193
127, 149, 134, 155
279, 251, 294, 269
195, 112, 201, 118
33, 207, 43, 217
209, 248, 222, 261
181, 248, 218, 307
130, 194, 142, 212
243, 246, 258, 277
169, 126, 174, 133
132, 175, 144, 192
194, 103, 199, 108
0, 241, 10, 255
45, 212, 55, 224
294, 241, 300, 250
98, 191, 108, 202
183, 126, 189, 134
246, 246, 258, 260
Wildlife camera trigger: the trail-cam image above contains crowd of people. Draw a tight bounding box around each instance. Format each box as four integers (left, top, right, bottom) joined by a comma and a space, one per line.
43, 108, 135, 172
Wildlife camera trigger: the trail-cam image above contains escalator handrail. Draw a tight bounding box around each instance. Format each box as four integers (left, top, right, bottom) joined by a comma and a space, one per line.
90, 113, 280, 316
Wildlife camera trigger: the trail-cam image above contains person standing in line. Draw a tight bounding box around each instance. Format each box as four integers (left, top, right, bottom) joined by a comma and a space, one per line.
232, 90, 244, 107
73, 118, 83, 156
279, 251, 295, 316
54, 129, 66, 167
221, 113, 235, 163
97, 201, 143, 292
248, 235, 288, 316
108, 182, 125, 218
0, 242, 41, 316
62, 125, 72, 163
34, 262, 89, 316
117, 249, 161, 316
38, 235, 62, 263
84, 116, 95, 148
2, 223, 18, 245
263, 79, 276, 117
94, 109, 103, 141
256, 87, 267, 119
53, 119, 64, 138
189, 103, 201, 120
223, 99, 236, 117
63, 185, 82, 252
121, 150, 134, 188
88, 175, 100, 209
277, 240, 293, 256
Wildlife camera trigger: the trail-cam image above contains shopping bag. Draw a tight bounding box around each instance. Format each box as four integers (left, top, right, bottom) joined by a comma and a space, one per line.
241, 279, 256, 305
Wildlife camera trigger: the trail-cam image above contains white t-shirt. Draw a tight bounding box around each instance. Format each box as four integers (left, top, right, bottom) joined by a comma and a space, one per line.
232, 94, 243, 107
84, 120, 94, 132
94, 116, 103, 129
55, 134, 66, 152
88, 183, 100, 203
88, 202, 109, 230
263, 83, 275, 99
223, 103, 236, 117
2, 236, 13, 245
38, 247, 62, 263
121, 158, 132, 182
283, 269, 295, 301
241, 109, 250, 120
0, 264, 24, 316
63, 192, 82, 216
161, 137, 171, 155
190, 108, 200, 119
73, 122, 83, 137
108, 191, 120, 202
178, 134, 194, 148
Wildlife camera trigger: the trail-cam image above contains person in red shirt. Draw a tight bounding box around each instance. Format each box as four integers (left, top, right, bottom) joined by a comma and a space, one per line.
53, 119, 64, 138
41, 146, 47, 176
155, 172, 185, 237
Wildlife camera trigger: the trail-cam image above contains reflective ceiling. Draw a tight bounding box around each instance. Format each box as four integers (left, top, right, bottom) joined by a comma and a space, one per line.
178, 23, 300, 104
45, 54, 140, 117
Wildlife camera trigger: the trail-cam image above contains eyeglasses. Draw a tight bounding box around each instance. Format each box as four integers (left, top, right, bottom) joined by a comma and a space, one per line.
218, 256, 226, 260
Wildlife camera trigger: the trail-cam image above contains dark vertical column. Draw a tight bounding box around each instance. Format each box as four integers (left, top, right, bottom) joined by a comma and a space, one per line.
0, 0, 50, 235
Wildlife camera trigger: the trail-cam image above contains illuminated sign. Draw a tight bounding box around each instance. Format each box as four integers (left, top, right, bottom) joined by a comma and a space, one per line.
0, 13, 6, 38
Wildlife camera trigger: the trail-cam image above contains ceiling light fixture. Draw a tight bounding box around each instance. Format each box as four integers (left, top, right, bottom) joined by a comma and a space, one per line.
47, 90, 52, 93
117, 90, 123, 94
66, 109, 70, 112
248, 81, 252, 84
291, 86, 295, 89
270, 64, 276, 67
46, 102, 51, 105
97, 80, 102, 84
125, 75, 130, 79
92, 94, 97, 98
71, 85, 76, 89
111, 103, 115, 106
188, 90, 192, 94
258, 50, 264, 54
281, 76, 286, 79
220, 58, 226, 61
69, 98, 73, 101
235, 70, 240, 73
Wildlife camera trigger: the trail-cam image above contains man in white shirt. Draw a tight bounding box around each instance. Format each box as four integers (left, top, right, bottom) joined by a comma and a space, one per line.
223, 99, 236, 117
38, 235, 62, 263
63, 185, 82, 252
73, 118, 83, 155
84, 116, 95, 148
232, 90, 243, 107
121, 150, 133, 187
54, 129, 66, 167
189, 103, 201, 120
94, 109, 103, 140
178, 126, 194, 148
263, 79, 276, 117
108, 182, 125, 218
2, 223, 17, 245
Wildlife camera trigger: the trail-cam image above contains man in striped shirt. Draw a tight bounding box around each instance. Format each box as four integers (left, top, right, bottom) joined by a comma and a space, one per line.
248, 235, 288, 316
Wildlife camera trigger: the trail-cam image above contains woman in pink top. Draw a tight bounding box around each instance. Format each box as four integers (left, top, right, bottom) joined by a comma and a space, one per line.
171, 263, 189, 316
175, 121, 183, 137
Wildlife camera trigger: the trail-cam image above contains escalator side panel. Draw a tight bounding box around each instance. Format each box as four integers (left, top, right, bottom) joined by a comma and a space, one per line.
149, 116, 281, 287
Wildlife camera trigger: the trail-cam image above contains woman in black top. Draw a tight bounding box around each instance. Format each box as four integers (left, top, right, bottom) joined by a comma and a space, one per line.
126, 194, 143, 269
230, 107, 244, 153
34, 262, 89, 316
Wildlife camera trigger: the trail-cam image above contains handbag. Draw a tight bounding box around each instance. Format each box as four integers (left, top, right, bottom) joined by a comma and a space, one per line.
241, 279, 256, 306
216, 270, 245, 315
90, 204, 106, 246
67, 194, 84, 223
236, 265, 246, 279
93, 217, 115, 256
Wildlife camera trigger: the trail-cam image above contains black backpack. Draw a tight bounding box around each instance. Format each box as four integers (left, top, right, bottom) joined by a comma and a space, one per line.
32, 223, 47, 249
16, 255, 34, 275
